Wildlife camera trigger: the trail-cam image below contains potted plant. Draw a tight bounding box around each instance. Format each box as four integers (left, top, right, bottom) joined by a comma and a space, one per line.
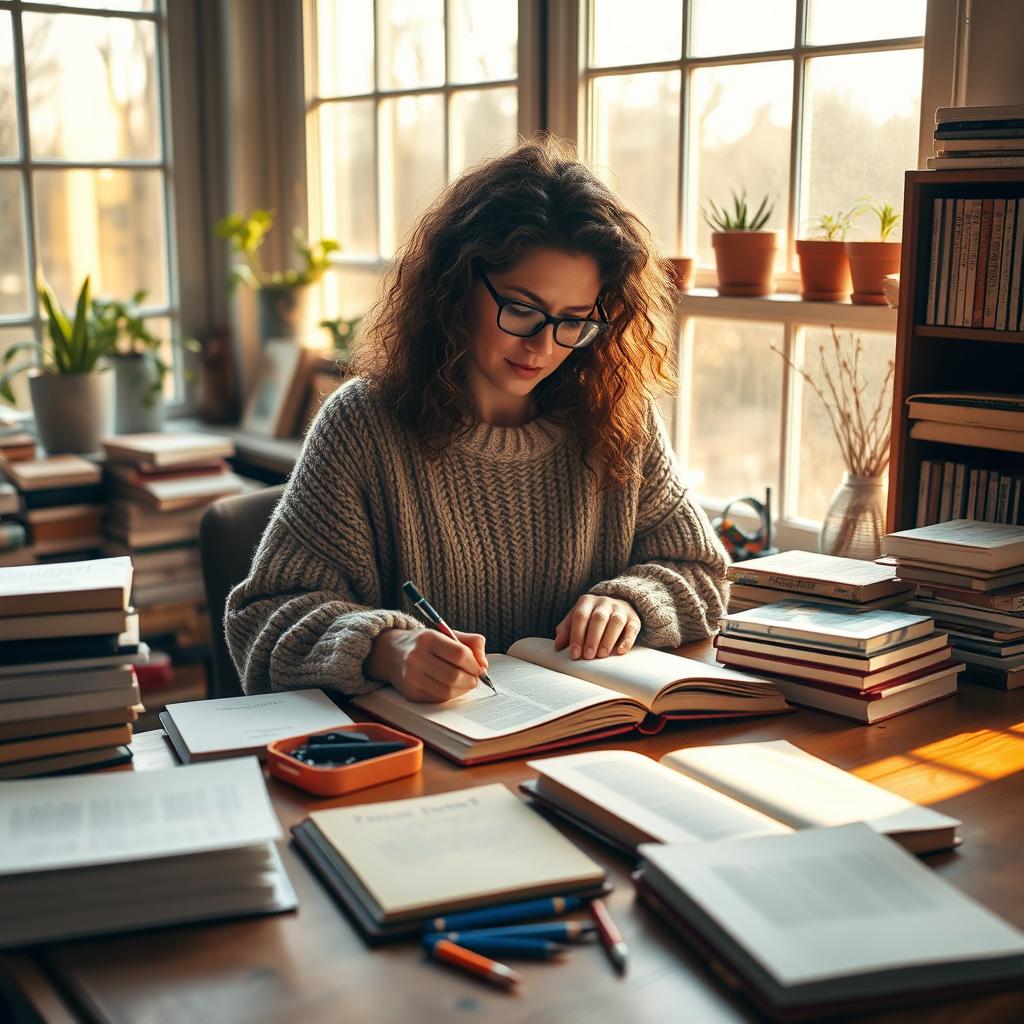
845, 198, 902, 306
796, 210, 854, 302
666, 257, 695, 293
703, 191, 780, 296
91, 291, 170, 434
0, 276, 113, 455
215, 209, 340, 343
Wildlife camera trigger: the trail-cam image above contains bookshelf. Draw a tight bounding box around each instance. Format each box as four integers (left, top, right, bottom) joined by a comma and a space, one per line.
888, 169, 1024, 533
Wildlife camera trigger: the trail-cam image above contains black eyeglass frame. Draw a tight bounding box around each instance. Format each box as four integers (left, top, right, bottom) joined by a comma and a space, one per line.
478, 272, 610, 350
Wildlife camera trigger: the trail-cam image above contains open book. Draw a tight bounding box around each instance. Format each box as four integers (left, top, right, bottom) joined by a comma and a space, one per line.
352, 638, 787, 765
521, 741, 960, 856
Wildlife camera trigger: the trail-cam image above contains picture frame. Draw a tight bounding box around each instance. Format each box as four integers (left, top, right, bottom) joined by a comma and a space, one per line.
241, 340, 318, 438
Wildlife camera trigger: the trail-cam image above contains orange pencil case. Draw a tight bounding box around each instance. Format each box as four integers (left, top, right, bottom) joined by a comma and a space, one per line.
267, 723, 423, 797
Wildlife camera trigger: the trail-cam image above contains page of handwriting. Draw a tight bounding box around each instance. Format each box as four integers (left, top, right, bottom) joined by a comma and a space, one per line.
530, 750, 787, 843
642, 824, 1024, 986
311, 783, 602, 916
661, 740, 959, 834
363, 655, 616, 739
508, 636, 757, 705
0, 758, 280, 874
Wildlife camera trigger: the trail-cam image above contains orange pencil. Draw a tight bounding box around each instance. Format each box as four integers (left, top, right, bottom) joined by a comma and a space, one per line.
589, 898, 628, 975
430, 938, 523, 991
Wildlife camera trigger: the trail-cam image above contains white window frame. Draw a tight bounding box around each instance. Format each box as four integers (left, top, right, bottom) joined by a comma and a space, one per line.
0, 0, 195, 410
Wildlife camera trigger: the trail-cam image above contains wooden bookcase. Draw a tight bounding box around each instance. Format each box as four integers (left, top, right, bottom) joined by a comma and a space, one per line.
887, 169, 1024, 533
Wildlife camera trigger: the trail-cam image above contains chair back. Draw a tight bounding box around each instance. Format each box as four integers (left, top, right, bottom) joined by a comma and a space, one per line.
199, 485, 285, 698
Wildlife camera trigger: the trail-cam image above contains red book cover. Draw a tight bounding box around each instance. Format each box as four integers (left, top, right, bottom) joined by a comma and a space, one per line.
971, 198, 994, 327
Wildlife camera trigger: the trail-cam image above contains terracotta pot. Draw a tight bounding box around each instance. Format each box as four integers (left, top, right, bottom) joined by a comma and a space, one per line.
711, 231, 780, 297
844, 240, 902, 306
795, 239, 852, 302
667, 256, 695, 292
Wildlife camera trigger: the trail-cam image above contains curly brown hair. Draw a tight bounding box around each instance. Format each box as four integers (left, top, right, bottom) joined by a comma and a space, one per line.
355, 134, 678, 488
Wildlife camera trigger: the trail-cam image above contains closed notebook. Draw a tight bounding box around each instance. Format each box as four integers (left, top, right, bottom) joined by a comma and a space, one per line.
352, 638, 787, 765
522, 740, 959, 856
159, 688, 352, 762
634, 824, 1024, 1021
292, 783, 606, 941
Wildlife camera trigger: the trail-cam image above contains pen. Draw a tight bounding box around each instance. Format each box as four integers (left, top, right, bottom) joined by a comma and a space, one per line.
429, 939, 522, 990
402, 580, 496, 692
589, 898, 628, 975
423, 935, 569, 960
425, 894, 586, 933
423, 921, 596, 944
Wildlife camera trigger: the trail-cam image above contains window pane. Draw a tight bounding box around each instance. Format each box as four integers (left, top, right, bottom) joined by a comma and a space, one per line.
0, 13, 17, 157
25, 13, 159, 161
321, 265, 383, 321
590, 71, 680, 251
377, 0, 444, 91
378, 94, 445, 257
317, 101, 377, 257
802, 50, 922, 240
49, 1, 155, 11
35, 169, 168, 309
687, 61, 792, 265
315, 0, 374, 96
685, 319, 782, 502
590, 0, 681, 68
449, 0, 517, 83
0, 172, 29, 317
0, 325, 34, 410
450, 87, 517, 177
806, 0, 925, 45
690, 0, 795, 57
795, 327, 895, 521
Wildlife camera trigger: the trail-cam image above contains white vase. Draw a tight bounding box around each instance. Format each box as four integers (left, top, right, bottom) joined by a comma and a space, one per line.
819, 474, 887, 560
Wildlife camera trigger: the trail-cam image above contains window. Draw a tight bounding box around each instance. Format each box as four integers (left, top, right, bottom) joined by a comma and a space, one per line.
575, 0, 926, 541
305, 0, 529, 324
0, 0, 184, 410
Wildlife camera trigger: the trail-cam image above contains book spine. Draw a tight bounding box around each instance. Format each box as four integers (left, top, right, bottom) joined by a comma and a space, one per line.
966, 468, 979, 520
926, 197, 943, 324
1013, 478, 1024, 526
951, 462, 967, 519
996, 197, 1016, 330
916, 460, 933, 528
1012, 199, 1024, 331
727, 574, 860, 601
997, 474, 1012, 523
949, 199, 965, 324
975, 470, 990, 519
986, 474, 1000, 522
936, 199, 954, 325
982, 199, 1006, 328
927, 155, 1024, 168
971, 198, 993, 328
935, 127, 1024, 139
939, 460, 956, 521
956, 199, 978, 326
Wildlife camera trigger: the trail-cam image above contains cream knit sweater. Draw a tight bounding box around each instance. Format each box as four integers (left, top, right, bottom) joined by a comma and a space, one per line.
225, 378, 730, 696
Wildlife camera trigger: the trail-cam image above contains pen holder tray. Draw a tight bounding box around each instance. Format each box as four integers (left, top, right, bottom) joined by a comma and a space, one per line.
267, 723, 423, 797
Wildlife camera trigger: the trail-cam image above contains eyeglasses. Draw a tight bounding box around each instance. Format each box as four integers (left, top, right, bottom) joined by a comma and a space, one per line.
479, 272, 609, 350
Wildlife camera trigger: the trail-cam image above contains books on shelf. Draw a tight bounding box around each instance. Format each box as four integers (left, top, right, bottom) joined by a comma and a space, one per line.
522, 741, 960, 856
159, 689, 353, 763
0, 758, 297, 947
291, 782, 606, 941
351, 637, 788, 765
922, 195, 1024, 331
913, 458, 1023, 527
911, 421, 1024, 454
930, 104, 1024, 173
634, 824, 1024, 1021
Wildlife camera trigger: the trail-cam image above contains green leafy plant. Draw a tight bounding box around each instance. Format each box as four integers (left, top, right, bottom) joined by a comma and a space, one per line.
856, 197, 902, 242
91, 291, 169, 406
806, 209, 854, 241
215, 209, 341, 292
703, 190, 774, 232
0, 276, 110, 405
320, 315, 363, 357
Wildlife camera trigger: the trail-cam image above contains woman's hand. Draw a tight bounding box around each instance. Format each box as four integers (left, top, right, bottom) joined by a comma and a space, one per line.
367, 628, 488, 702
553, 595, 641, 660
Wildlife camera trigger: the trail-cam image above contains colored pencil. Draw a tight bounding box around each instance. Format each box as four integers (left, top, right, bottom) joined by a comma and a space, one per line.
589, 898, 628, 975
429, 939, 522, 990
426, 894, 586, 933
424, 921, 596, 944
424, 935, 569, 960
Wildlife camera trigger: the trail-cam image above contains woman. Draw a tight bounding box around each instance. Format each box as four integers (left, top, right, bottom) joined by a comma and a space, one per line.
226, 136, 729, 701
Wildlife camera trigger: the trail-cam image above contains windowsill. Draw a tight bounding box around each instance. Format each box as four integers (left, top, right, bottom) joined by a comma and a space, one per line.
678, 288, 899, 329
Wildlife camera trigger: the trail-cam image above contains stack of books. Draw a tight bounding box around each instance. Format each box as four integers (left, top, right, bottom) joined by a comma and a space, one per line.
880, 520, 1024, 690
0, 557, 146, 778
101, 433, 241, 610
0, 433, 37, 567
715, 601, 961, 723
927, 103, 1024, 170
1, 455, 106, 562
724, 550, 912, 613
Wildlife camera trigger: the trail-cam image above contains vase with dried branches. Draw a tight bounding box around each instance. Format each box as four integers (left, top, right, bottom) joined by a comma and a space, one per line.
773, 327, 895, 559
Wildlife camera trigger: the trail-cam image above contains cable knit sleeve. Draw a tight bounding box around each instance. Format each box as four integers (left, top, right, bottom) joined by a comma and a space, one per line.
587, 407, 730, 647
224, 386, 420, 696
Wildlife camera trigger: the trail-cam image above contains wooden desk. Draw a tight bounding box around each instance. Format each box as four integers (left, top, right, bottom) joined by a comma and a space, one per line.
9, 642, 1024, 1024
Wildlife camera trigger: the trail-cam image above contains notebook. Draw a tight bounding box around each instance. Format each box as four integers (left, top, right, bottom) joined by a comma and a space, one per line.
292, 782, 607, 941
352, 638, 787, 764
159, 688, 353, 762
522, 741, 960, 856
634, 824, 1024, 1021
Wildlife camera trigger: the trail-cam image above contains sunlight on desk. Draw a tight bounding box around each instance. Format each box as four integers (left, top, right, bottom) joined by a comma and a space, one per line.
853, 726, 1024, 804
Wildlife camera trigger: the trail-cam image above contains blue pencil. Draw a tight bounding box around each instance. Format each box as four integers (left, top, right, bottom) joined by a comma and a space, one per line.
423, 936, 569, 960
425, 895, 587, 933
423, 921, 596, 944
